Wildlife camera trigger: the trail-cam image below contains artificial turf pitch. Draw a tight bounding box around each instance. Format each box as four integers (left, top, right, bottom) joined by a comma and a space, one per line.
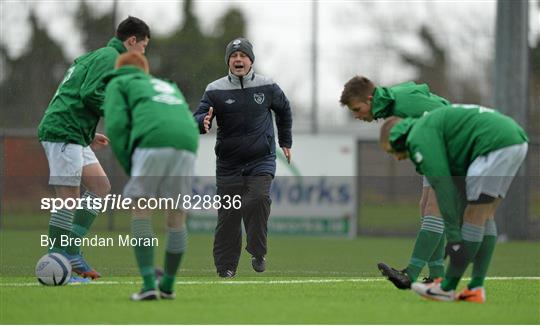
1, 230, 539, 324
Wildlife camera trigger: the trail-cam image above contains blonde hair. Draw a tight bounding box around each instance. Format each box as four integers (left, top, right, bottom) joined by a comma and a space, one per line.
115, 52, 149, 73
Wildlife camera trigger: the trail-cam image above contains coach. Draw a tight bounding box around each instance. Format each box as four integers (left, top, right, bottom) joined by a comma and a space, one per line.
194, 38, 293, 278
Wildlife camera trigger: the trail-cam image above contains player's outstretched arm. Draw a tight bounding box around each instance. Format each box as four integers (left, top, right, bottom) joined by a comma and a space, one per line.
411, 135, 462, 243
193, 92, 215, 134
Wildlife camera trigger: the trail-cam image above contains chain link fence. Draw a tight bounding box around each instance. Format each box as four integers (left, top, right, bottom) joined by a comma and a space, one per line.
1, 131, 538, 239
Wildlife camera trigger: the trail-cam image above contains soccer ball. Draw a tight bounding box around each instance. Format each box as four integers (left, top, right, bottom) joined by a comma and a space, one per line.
35, 253, 72, 286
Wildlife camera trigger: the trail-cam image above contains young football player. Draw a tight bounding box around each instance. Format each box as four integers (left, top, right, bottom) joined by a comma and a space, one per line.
380, 105, 528, 303
38, 17, 150, 279
341, 76, 450, 288
103, 52, 199, 301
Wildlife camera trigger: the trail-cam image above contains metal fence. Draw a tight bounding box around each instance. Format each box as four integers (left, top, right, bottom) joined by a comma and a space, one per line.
356, 140, 540, 239
1, 131, 538, 239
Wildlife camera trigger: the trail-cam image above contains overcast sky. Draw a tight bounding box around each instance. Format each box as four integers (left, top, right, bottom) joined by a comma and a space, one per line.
1, 0, 539, 128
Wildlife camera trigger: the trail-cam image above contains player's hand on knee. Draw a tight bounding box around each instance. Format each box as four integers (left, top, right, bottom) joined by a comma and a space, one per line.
203, 107, 214, 133
445, 241, 468, 267
91, 133, 110, 150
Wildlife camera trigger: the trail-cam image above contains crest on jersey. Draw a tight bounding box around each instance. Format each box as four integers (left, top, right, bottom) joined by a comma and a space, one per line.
254, 93, 265, 104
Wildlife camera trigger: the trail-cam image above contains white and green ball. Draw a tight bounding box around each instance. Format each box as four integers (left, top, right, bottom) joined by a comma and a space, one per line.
35, 253, 71, 286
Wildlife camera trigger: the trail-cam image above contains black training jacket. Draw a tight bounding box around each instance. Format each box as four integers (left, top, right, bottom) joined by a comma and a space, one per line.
194, 69, 293, 176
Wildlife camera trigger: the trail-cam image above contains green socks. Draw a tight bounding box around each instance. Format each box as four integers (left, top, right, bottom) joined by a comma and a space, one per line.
132, 218, 156, 291
406, 216, 445, 282
427, 234, 445, 279
48, 208, 74, 253
131, 219, 188, 293
66, 191, 100, 255
160, 228, 188, 293
442, 222, 484, 291
468, 219, 497, 289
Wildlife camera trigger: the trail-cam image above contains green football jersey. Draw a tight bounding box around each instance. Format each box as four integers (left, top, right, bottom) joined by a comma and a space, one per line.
371, 81, 450, 119
103, 66, 199, 175
38, 38, 127, 146
390, 104, 528, 242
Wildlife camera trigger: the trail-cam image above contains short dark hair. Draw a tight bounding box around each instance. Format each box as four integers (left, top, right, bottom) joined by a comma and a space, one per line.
116, 16, 150, 42
340, 76, 375, 106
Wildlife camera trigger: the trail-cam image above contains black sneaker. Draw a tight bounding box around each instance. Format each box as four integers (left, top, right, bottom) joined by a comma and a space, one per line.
377, 262, 412, 290
251, 256, 266, 273
154, 267, 176, 299
218, 270, 236, 278
421, 277, 434, 284
159, 288, 176, 300
130, 289, 159, 301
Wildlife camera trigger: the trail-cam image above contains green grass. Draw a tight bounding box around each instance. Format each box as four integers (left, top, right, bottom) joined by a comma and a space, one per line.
1, 276, 539, 324
1, 230, 539, 324
359, 202, 420, 230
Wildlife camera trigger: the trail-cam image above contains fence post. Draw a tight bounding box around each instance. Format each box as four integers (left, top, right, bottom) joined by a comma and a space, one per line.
493, 0, 529, 239
0, 131, 4, 230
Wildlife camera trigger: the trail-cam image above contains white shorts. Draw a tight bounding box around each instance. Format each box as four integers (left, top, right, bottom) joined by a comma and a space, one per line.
123, 148, 196, 199
465, 143, 528, 201
41, 141, 99, 186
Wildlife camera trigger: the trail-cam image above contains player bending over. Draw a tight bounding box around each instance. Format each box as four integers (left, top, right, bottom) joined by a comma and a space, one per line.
379, 105, 528, 303
340, 76, 450, 288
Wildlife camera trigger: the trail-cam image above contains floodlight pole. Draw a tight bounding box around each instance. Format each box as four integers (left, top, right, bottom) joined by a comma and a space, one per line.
493, 0, 529, 239
311, 0, 319, 134
112, 0, 118, 28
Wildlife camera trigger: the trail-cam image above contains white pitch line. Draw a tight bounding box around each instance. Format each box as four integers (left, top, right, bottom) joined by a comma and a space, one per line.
0, 278, 382, 287
480, 276, 540, 280
1, 276, 539, 287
